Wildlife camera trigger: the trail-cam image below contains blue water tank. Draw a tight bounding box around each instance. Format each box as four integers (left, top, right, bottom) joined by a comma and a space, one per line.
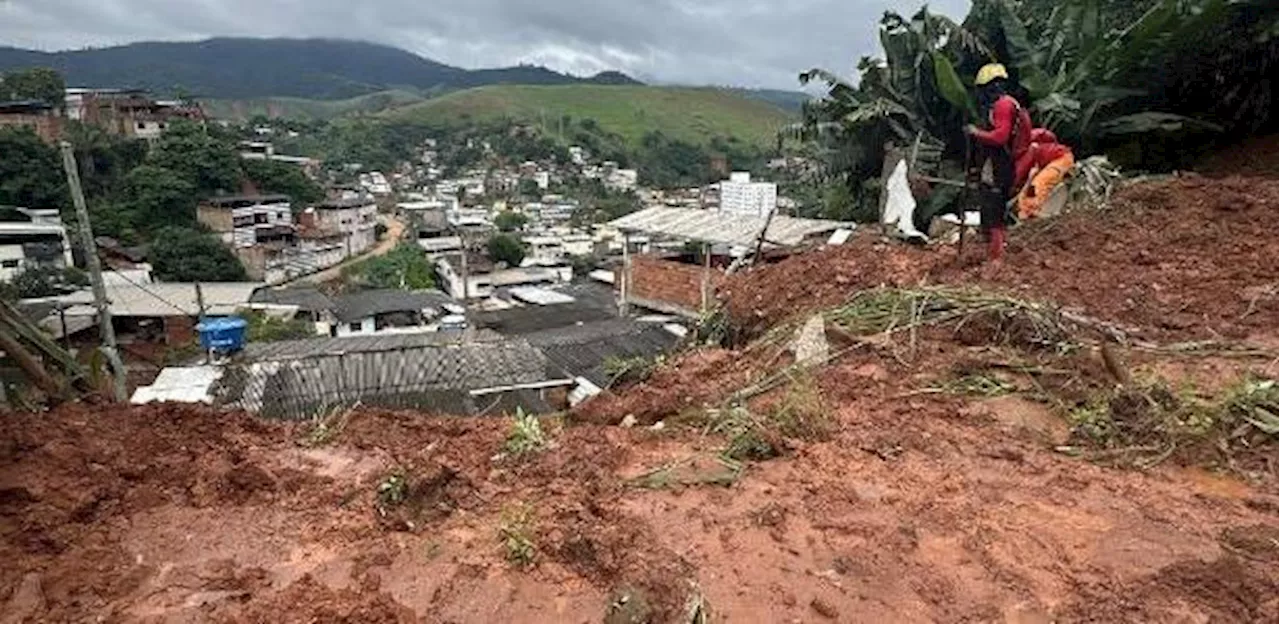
197, 316, 248, 353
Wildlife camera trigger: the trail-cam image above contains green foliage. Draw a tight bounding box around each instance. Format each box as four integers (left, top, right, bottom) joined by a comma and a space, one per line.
383, 85, 793, 150
1065, 376, 1279, 470
498, 502, 537, 567
494, 210, 529, 232
376, 470, 410, 509
516, 178, 541, 198
0, 67, 65, 108
602, 354, 659, 387
0, 266, 88, 300
504, 408, 548, 457
344, 243, 436, 290
150, 120, 242, 195
565, 179, 639, 224
0, 127, 66, 210
150, 226, 249, 282
487, 233, 526, 267
65, 121, 147, 199
240, 158, 323, 206
123, 165, 197, 227
239, 308, 315, 343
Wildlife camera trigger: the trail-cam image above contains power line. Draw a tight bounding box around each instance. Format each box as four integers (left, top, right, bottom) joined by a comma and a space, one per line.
98, 264, 197, 317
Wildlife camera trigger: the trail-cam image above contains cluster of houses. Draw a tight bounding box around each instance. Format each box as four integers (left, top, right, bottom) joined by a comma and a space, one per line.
1, 106, 849, 417
195, 190, 379, 284
0, 87, 204, 144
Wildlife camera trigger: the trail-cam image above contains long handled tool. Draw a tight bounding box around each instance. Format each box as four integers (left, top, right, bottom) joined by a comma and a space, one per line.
957, 135, 975, 258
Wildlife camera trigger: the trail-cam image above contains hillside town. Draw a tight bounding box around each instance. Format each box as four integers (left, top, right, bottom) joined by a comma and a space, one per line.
1, 80, 844, 416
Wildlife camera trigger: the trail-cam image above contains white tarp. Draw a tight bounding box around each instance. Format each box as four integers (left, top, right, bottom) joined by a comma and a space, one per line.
882, 159, 927, 241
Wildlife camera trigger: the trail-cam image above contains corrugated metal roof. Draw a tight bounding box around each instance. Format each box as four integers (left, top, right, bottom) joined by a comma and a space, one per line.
331, 289, 454, 322
610, 207, 851, 248
217, 337, 556, 418
239, 329, 502, 360
525, 319, 680, 387
58, 282, 264, 317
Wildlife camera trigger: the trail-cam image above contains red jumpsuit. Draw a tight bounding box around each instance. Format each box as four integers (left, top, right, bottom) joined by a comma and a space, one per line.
969, 95, 1032, 262
970, 95, 1034, 190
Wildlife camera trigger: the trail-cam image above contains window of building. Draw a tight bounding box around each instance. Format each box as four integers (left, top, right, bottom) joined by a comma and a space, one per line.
254, 212, 268, 224
136, 121, 145, 130
349, 322, 362, 333
278, 212, 286, 220
0, 259, 19, 269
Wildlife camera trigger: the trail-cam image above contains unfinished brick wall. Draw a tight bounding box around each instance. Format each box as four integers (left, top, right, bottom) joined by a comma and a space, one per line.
623, 254, 722, 316
164, 316, 196, 345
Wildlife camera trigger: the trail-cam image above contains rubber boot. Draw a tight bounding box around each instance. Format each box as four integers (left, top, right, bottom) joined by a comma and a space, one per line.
988, 225, 1006, 262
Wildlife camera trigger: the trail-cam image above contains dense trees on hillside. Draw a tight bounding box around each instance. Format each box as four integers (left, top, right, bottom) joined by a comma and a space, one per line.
0, 67, 65, 108
494, 210, 529, 232
487, 234, 526, 267
150, 226, 249, 282
343, 243, 436, 290
0, 111, 336, 285
0, 128, 66, 210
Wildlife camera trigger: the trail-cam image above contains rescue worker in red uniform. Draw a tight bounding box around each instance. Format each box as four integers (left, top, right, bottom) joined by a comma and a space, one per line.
963, 63, 1032, 262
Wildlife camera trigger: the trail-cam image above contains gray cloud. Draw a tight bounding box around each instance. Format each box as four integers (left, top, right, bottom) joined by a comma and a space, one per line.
0, 0, 969, 89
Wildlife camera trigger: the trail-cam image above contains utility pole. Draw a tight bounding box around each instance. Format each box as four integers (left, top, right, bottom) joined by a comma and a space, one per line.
60, 140, 127, 401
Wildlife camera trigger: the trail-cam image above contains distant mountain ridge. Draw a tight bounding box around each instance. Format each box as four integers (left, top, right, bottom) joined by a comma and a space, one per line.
0, 37, 643, 100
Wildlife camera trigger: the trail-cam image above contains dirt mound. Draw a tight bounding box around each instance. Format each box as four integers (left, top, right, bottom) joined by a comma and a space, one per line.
229, 574, 417, 623
719, 233, 937, 339
1196, 134, 1279, 178
721, 174, 1278, 344
574, 348, 762, 425
963, 174, 1279, 342
1056, 555, 1276, 622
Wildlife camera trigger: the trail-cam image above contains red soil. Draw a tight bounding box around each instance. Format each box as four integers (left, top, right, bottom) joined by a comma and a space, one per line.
1, 175, 1277, 622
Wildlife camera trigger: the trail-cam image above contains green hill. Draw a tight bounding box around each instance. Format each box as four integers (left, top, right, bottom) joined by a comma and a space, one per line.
380, 85, 793, 148
202, 90, 429, 121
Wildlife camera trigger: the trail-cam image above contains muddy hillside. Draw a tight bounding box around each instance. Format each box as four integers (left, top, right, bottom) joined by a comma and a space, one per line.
2, 170, 1278, 622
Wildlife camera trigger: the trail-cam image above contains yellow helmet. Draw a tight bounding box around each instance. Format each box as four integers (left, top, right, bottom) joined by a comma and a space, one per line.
975, 63, 1009, 86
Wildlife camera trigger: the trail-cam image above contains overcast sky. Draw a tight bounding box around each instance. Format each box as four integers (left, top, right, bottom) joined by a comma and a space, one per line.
0, 0, 969, 90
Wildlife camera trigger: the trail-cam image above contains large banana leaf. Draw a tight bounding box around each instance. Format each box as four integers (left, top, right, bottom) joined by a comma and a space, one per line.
931, 52, 978, 120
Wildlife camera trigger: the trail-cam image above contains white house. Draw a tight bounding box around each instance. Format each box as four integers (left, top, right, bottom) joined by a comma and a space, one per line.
719, 172, 778, 218
0, 208, 74, 282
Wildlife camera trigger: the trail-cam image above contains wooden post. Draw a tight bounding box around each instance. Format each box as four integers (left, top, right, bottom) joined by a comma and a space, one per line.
0, 323, 65, 399
699, 241, 711, 314
619, 232, 631, 315
60, 140, 127, 401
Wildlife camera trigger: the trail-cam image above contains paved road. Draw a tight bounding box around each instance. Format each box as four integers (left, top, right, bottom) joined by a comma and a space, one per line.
292, 214, 406, 285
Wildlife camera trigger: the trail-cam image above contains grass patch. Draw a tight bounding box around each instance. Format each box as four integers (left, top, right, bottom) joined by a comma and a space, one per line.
504, 407, 549, 457
498, 502, 537, 567
710, 372, 831, 462
300, 402, 357, 447
1061, 376, 1278, 472
382, 85, 791, 149
603, 354, 660, 387
375, 470, 409, 510
930, 373, 1018, 397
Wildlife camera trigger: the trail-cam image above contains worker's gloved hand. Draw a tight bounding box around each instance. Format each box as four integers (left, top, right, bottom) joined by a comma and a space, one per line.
963, 124, 977, 136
